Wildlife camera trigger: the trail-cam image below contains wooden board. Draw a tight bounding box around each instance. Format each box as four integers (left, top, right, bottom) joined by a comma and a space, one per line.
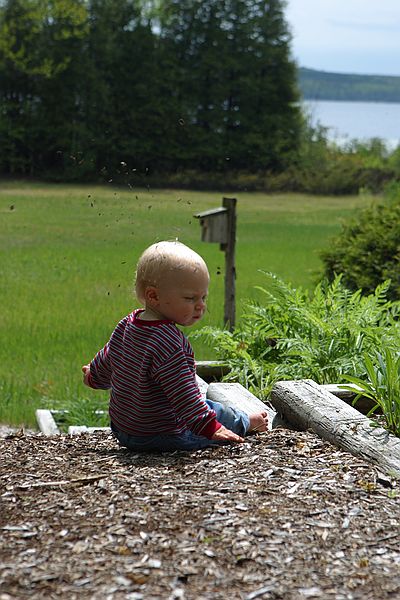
321, 383, 377, 414
68, 426, 110, 435
195, 360, 230, 381
206, 382, 288, 430
196, 374, 209, 398
35, 409, 60, 436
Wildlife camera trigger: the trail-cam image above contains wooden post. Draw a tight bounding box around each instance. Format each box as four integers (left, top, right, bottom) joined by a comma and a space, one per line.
194, 197, 237, 330
221, 197, 236, 329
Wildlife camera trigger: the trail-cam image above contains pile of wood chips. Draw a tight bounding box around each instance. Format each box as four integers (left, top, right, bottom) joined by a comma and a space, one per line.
1, 427, 399, 599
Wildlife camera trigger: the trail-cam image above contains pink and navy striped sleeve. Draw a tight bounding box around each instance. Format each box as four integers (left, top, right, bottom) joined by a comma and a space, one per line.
88, 343, 112, 389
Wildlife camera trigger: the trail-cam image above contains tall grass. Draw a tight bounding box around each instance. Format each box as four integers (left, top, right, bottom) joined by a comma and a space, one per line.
0, 181, 370, 426
344, 348, 400, 437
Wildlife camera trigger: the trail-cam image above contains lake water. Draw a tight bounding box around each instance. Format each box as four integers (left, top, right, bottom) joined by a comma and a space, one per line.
303, 100, 400, 149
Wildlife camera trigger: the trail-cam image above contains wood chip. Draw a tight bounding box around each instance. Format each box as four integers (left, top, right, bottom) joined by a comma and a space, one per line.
1, 429, 399, 598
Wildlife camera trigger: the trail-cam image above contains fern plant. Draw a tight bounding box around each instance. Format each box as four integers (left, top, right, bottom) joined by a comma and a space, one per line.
194, 273, 400, 401
195, 326, 285, 399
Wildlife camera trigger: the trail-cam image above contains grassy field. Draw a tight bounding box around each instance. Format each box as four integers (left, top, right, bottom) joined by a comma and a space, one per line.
0, 181, 372, 426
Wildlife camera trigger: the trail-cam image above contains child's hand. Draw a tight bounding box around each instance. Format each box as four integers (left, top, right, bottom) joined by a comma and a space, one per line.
211, 425, 244, 444
82, 364, 91, 387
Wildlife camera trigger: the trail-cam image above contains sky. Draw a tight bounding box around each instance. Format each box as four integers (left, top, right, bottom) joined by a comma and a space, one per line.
285, 0, 400, 76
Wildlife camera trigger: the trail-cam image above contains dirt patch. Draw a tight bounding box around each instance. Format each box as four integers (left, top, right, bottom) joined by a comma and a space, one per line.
0, 425, 37, 439
1, 428, 399, 599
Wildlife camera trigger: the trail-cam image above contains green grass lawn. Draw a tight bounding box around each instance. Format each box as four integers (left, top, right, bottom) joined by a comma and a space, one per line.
0, 181, 372, 426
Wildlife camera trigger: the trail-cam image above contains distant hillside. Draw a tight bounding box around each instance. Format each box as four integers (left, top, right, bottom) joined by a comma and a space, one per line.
298, 67, 400, 103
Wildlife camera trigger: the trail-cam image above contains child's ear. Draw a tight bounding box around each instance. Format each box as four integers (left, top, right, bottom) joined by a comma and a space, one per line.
144, 286, 159, 307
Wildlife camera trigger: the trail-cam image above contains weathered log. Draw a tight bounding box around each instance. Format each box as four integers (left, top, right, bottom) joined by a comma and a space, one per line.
206, 382, 287, 430
271, 379, 400, 477
196, 374, 210, 398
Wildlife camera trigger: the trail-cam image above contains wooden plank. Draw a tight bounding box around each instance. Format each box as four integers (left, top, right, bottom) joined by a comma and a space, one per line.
206, 382, 288, 430
196, 374, 209, 398
321, 383, 377, 414
321, 383, 360, 399
270, 379, 400, 477
35, 409, 60, 436
195, 360, 230, 381
68, 426, 110, 435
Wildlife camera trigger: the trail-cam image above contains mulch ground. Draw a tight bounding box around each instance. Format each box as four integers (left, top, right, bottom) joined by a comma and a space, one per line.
1, 427, 399, 600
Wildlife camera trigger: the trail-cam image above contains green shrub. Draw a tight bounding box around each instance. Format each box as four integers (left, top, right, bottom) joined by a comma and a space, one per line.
321, 183, 400, 300
289, 117, 398, 195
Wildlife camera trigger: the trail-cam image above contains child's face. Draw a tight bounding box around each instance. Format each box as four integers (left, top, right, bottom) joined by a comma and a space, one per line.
155, 268, 209, 327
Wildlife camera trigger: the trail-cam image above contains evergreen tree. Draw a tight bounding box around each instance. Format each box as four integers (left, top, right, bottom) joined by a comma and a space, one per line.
0, 0, 302, 177
232, 0, 302, 170
0, 0, 88, 176
158, 0, 301, 171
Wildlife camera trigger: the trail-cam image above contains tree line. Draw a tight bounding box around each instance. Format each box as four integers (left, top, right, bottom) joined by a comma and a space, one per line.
299, 67, 400, 103
0, 0, 302, 181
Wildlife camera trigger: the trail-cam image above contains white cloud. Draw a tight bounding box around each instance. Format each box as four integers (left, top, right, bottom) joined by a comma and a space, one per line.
286, 0, 400, 75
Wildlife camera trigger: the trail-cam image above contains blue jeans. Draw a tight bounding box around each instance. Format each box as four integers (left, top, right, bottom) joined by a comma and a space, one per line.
111, 399, 250, 452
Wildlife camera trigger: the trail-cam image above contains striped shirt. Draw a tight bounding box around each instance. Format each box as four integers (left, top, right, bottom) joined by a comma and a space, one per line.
88, 309, 221, 439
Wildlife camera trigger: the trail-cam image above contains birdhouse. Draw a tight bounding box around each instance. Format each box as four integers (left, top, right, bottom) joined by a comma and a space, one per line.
194, 207, 228, 244
194, 197, 237, 329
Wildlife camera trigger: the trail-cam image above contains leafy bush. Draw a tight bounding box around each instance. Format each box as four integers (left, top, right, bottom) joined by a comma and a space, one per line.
194, 274, 400, 399
321, 183, 400, 300
287, 116, 398, 195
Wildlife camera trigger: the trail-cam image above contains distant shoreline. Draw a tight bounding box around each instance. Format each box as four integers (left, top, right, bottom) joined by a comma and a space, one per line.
298, 67, 400, 103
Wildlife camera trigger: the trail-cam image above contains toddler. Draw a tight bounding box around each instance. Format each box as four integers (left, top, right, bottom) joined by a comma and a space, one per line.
82, 240, 267, 451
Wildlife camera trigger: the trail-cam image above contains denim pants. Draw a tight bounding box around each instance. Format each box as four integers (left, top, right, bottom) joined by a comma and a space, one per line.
111, 399, 250, 452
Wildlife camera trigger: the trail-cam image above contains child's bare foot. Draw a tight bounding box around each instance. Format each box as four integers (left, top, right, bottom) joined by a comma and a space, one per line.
248, 411, 268, 434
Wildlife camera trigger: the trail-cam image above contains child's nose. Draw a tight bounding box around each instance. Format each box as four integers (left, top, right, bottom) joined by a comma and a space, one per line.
196, 299, 206, 310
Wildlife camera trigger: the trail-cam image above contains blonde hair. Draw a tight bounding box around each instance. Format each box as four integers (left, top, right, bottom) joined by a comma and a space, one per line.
135, 241, 208, 303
